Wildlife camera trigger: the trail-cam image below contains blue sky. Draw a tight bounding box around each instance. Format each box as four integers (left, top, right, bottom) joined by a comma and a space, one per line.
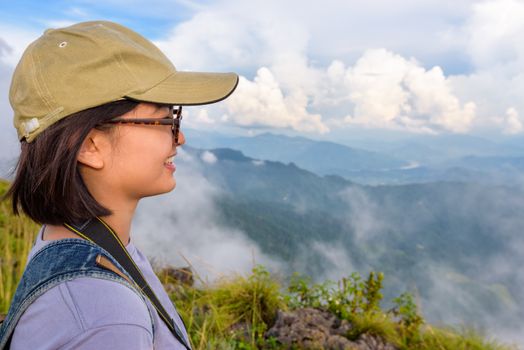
0, 0, 197, 39
1, 0, 524, 148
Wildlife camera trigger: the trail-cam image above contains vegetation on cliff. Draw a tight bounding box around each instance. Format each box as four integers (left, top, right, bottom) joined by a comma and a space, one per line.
157, 266, 515, 349
0, 179, 518, 349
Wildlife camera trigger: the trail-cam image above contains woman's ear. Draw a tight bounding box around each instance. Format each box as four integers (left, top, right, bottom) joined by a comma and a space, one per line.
77, 129, 106, 169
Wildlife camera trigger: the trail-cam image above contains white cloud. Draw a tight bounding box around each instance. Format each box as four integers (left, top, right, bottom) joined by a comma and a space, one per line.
339, 185, 385, 242
1, 0, 524, 139
0, 40, 21, 175
41, 20, 78, 29
0, 38, 12, 59
154, 8, 264, 72
182, 108, 216, 128
446, 0, 524, 135
463, 0, 524, 70
309, 241, 356, 282
64, 7, 91, 18
225, 67, 329, 133
0, 25, 38, 67
200, 150, 217, 164
154, 1, 328, 134
153, 0, 478, 71
502, 107, 523, 135
152, 1, 483, 135
327, 49, 476, 133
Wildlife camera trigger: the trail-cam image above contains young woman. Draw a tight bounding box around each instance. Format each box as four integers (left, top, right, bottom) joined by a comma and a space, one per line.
0, 21, 238, 349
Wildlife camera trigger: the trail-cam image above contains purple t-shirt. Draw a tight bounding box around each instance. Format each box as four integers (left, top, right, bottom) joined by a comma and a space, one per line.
10, 227, 190, 349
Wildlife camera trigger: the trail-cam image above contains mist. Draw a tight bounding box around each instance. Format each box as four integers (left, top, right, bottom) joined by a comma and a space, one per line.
131, 148, 283, 283
332, 181, 524, 347
130, 145, 524, 347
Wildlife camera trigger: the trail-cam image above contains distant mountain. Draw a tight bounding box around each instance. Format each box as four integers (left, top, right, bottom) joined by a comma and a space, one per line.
337, 133, 524, 164
179, 146, 524, 332
185, 129, 524, 165
184, 130, 524, 186
447, 155, 524, 171
185, 131, 408, 176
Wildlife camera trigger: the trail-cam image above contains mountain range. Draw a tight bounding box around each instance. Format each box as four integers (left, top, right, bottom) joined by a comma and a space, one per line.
184, 130, 524, 185
0, 131, 523, 338
177, 145, 524, 334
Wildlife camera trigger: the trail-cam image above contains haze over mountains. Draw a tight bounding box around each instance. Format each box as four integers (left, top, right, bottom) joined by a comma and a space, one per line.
130, 132, 524, 345
2, 131, 523, 344
184, 129, 524, 185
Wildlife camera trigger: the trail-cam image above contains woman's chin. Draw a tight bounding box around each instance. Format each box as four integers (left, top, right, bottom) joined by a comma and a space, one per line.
139, 179, 177, 199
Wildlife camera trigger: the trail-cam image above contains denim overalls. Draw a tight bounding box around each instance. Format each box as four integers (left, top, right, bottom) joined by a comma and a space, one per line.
0, 239, 154, 349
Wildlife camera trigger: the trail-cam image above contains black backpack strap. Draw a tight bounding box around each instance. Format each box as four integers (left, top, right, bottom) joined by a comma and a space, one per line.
65, 218, 191, 350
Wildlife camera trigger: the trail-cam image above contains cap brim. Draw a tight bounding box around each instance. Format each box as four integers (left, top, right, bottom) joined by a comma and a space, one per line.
126, 71, 239, 106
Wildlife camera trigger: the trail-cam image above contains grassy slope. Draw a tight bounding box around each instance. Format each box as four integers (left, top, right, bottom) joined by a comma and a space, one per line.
0, 180, 518, 349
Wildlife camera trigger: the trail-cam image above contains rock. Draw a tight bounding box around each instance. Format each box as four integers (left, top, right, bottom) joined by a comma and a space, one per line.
155, 265, 194, 295
265, 308, 398, 350
353, 333, 397, 350
327, 335, 358, 350
228, 321, 252, 342
265, 307, 355, 349
159, 266, 194, 287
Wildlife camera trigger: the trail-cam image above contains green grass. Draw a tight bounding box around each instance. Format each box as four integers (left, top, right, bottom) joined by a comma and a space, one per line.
155, 266, 518, 350
0, 179, 519, 349
159, 267, 516, 350
347, 312, 398, 344
157, 265, 285, 349
412, 326, 514, 350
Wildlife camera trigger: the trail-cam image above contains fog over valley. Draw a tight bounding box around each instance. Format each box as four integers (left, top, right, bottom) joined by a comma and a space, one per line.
128, 139, 524, 346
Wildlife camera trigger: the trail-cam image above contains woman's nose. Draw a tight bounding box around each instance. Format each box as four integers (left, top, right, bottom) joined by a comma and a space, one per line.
176, 130, 186, 146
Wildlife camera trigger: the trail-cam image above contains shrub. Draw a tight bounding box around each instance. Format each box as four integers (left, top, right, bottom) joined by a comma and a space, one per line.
168, 265, 285, 349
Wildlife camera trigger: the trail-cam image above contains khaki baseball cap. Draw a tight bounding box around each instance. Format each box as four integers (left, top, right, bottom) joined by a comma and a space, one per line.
10, 20, 239, 142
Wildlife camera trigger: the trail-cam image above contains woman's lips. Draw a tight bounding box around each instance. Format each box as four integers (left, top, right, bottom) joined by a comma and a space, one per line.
164, 162, 176, 171
164, 154, 176, 171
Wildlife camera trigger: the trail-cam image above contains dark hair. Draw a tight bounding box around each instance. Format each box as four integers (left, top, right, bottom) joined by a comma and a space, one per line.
6, 100, 139, 225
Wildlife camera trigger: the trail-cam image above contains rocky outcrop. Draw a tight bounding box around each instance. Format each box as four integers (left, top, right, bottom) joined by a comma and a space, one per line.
266, 308, 397, 350
352, 334, 397, 350
266, 307, 353, 349
157, 266, 194, 286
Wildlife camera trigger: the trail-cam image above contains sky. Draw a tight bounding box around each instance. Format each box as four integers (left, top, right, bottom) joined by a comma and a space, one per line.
2, 0, 524, 150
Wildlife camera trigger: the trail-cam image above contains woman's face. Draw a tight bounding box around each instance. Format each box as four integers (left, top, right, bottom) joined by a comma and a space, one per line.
103, 102, 185, 200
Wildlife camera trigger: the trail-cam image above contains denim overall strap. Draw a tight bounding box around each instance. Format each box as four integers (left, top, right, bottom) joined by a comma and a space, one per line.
0, 239, 155, 350
65, 217, 192, 350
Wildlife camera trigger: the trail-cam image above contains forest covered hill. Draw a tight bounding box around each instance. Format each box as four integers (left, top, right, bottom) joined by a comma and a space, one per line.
174, 147, 523, 338
0, 179, 519, 349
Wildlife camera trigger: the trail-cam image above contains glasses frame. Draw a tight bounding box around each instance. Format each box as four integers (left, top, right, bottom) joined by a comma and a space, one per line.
102, 106, 183, 144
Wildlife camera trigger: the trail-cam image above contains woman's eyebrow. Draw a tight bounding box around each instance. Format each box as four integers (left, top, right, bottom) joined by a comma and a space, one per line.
158, 104, 172, 113
151, 105, 170, 117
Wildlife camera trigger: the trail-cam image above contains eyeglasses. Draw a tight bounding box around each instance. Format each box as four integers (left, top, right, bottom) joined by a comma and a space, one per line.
101, 106, 183, 144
